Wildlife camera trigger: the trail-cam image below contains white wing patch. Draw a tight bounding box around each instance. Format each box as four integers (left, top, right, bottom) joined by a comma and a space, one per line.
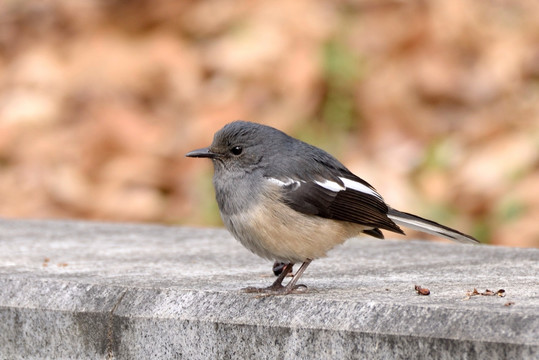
266, 177, 302, 187
314, 179, 345, 192
268, 176, 383, 200
341, 178, 383, 199
315, 177, 382, 199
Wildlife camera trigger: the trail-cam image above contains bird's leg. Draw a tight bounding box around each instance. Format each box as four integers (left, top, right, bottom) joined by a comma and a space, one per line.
283, 259, 311, 292
267, 262, 294, 290
242, 259, 312, 295
242, 263, 294, 293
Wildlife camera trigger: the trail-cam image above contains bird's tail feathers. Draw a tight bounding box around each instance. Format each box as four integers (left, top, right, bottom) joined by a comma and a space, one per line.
387, 208, 478, 244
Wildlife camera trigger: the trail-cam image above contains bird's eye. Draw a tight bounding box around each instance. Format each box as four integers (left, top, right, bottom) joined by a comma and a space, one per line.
230, 146, 243, 155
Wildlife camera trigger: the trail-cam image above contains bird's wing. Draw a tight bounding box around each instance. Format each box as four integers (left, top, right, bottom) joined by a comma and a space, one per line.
265, 174, 404, 235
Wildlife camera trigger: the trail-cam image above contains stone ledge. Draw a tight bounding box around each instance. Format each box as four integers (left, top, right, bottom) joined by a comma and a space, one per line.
0, 219, 537, 359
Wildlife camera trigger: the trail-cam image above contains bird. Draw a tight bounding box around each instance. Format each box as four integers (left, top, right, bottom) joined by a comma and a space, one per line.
186, 121, 478, 294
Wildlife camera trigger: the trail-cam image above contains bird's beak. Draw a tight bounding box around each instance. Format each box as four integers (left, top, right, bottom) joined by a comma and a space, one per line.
185, 147, 219, 159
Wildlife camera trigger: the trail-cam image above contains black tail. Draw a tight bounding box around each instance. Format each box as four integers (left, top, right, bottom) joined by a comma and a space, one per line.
387, 208, 478, 244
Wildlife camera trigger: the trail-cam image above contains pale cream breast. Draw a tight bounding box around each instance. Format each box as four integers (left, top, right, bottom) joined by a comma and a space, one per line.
223, 195, 365, 263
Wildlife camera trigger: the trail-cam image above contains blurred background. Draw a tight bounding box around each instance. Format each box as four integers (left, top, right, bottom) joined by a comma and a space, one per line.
0, 0, 537, 247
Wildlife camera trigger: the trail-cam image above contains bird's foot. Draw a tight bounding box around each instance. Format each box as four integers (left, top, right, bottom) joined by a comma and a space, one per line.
243, 260, 312, 296
242, 283, 308, 296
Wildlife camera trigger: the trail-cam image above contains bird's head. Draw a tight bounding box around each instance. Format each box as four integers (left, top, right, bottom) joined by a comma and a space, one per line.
186, 121, 289, 174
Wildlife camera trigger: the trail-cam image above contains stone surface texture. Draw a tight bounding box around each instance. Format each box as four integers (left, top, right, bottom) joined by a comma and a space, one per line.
0, 219, 537, 359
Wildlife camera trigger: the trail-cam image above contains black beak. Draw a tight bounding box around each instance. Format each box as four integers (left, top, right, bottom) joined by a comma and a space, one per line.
185, 147, 218, 159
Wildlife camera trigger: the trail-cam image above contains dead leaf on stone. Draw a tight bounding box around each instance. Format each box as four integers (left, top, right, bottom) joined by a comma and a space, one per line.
464, 288, 479, 300
464, 288, 506, 300
480, 289, 506, 297
42, 257, 50, 267
504, 301, 515, 306
415, 285, 430, 295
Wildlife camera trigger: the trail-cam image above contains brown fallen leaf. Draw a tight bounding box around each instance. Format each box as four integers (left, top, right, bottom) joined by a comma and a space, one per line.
480, 289, 506, 297
504, 301, 515, 306
464, 288, 479, 299
465, 288, 506, 300
415, 285, 430, 296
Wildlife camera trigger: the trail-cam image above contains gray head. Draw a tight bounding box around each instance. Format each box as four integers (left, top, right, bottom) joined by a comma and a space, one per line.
186, 120, 352, 183
186, 121, 294, 173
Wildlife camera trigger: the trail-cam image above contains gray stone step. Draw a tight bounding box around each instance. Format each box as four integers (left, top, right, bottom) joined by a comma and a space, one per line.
0, 219, 537, 359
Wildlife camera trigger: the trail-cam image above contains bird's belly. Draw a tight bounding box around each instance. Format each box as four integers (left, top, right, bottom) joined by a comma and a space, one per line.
222, 200, 363, 263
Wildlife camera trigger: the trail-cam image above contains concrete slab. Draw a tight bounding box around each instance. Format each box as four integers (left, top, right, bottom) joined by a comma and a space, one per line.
0, 219, 537, 359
